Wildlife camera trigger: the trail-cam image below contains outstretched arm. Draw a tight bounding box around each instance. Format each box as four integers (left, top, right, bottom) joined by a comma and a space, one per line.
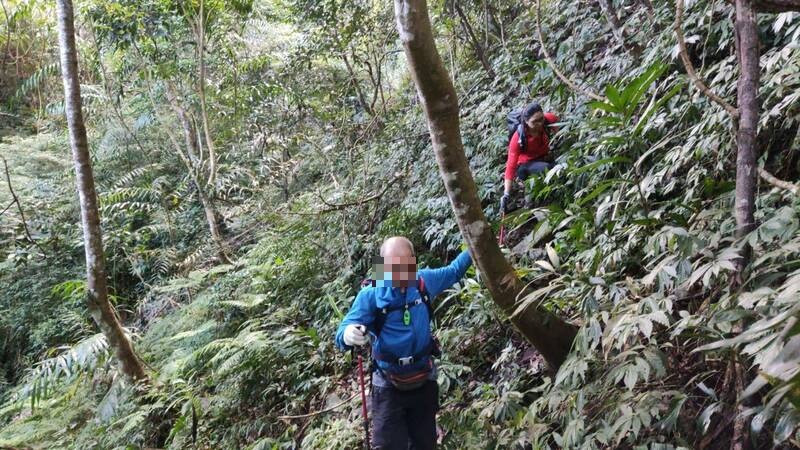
418, 250, 472, 299
335, 289, 376, 351
504, 133, 521, 194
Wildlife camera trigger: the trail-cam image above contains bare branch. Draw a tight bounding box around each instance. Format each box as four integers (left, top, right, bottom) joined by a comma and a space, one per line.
0, 200, 14, 215
341, 51, 375, 116
2, 156, 46, 254
453, 2, 496, 79
195, 0, 217, 187
316, 173, 403, 211
277, 393, 359, 420
674, 0, 739, 118
535, 0, 604, 101
758, 167, 800, 195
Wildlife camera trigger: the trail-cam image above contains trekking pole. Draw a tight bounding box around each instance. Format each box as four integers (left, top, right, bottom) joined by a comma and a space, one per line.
353, 348, 371, 449
498, 210, 506, 246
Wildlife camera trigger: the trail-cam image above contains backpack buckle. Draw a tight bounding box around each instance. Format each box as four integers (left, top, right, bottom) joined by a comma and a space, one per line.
398, 356, 414, 366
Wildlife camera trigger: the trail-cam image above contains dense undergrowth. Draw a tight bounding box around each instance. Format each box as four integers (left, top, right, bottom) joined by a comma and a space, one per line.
2, 0, 800, 448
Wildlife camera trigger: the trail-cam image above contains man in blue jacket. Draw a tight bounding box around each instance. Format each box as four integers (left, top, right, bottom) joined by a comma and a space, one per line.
335, 236, 472, 450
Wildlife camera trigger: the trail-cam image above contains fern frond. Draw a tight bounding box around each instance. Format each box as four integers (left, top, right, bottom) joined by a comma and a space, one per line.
179, 245, 210, 271
5, 333, 111, 410
113, 164, 162, 189
13, 63, 60, 101
101, 187, 162, 206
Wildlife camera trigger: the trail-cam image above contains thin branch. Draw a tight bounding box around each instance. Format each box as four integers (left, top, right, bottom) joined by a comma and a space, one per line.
1, 200, 14, 215
276, 393, 358, 420
674, 0, 739, 118
758, 167, 800, 195
453, 2, 496, 79
535, 0, 604, 101
2, 157, 46, 254
87, 21, 149, 157
341, 51, 374, 116
316, 173, 403, 211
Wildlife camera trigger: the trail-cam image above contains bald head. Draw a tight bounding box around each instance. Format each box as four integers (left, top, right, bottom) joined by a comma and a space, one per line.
380, 236, 415, 258
377, 236, 417, 287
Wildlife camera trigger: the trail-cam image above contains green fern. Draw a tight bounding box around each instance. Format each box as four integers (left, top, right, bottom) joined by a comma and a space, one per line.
3, 333, 110, 413
12, 63, 60, 102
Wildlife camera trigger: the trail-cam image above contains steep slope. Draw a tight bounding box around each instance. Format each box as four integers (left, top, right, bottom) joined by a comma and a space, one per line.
1, 0, 800, 448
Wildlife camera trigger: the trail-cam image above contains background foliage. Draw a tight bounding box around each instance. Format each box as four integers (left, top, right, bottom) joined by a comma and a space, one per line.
2, 0, 800, 448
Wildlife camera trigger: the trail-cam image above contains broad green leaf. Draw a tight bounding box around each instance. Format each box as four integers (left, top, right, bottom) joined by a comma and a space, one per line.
589, 100, 621, 114
633, 83, 683, 138
605, 84, 624, 110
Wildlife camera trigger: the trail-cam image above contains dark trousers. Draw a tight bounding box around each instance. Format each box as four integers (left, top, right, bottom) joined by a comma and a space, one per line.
371, 380, 439, 450
515, 160, 552, 180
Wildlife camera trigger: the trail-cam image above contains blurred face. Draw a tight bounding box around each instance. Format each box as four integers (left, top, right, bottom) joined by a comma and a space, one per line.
375, 237, 417, 288
525, 111, 545, 135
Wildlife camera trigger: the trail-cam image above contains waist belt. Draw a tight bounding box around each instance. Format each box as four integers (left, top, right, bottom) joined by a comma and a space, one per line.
374, 341, 435, 367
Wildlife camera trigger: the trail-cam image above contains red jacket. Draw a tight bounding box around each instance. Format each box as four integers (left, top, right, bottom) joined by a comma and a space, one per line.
504, 112, 558, 180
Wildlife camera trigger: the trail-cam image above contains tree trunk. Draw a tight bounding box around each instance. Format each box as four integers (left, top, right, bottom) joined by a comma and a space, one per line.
196, 0, 217, 187
453, 2, 496, 79
733, 0, 759, 271
55, 0, 146, 381
394, 0, 577, 369
172, 101, 231, 264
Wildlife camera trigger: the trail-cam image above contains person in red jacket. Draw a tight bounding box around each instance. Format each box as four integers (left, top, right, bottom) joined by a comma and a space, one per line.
500, 102, 558, 212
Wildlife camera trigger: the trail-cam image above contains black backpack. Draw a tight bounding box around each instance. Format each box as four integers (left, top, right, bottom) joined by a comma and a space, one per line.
506, 107, 555, 152
506, 108, 527, 150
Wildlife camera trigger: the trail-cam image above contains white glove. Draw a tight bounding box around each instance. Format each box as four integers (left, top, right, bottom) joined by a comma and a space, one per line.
343, 324, 369, 347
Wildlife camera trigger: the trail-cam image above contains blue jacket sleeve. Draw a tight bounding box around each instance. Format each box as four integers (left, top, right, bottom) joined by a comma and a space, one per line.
418, 250, 472, 299
334, 289, 376, 351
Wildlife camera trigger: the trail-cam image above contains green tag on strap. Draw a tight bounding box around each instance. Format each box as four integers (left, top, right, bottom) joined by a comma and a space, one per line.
403, 309, 411, 326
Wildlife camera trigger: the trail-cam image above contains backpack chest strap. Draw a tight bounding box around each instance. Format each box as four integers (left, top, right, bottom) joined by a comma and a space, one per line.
379, 298, 424, 315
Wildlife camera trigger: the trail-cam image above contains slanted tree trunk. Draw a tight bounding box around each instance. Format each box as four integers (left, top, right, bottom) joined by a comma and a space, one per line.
394, 0, 577, 369
453, 2, 496, 79
56, 0, 146, 381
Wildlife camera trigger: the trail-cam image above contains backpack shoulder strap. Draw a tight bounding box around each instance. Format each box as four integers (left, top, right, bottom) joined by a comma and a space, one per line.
372, 277, 435, 338
418, 277, 434, 324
